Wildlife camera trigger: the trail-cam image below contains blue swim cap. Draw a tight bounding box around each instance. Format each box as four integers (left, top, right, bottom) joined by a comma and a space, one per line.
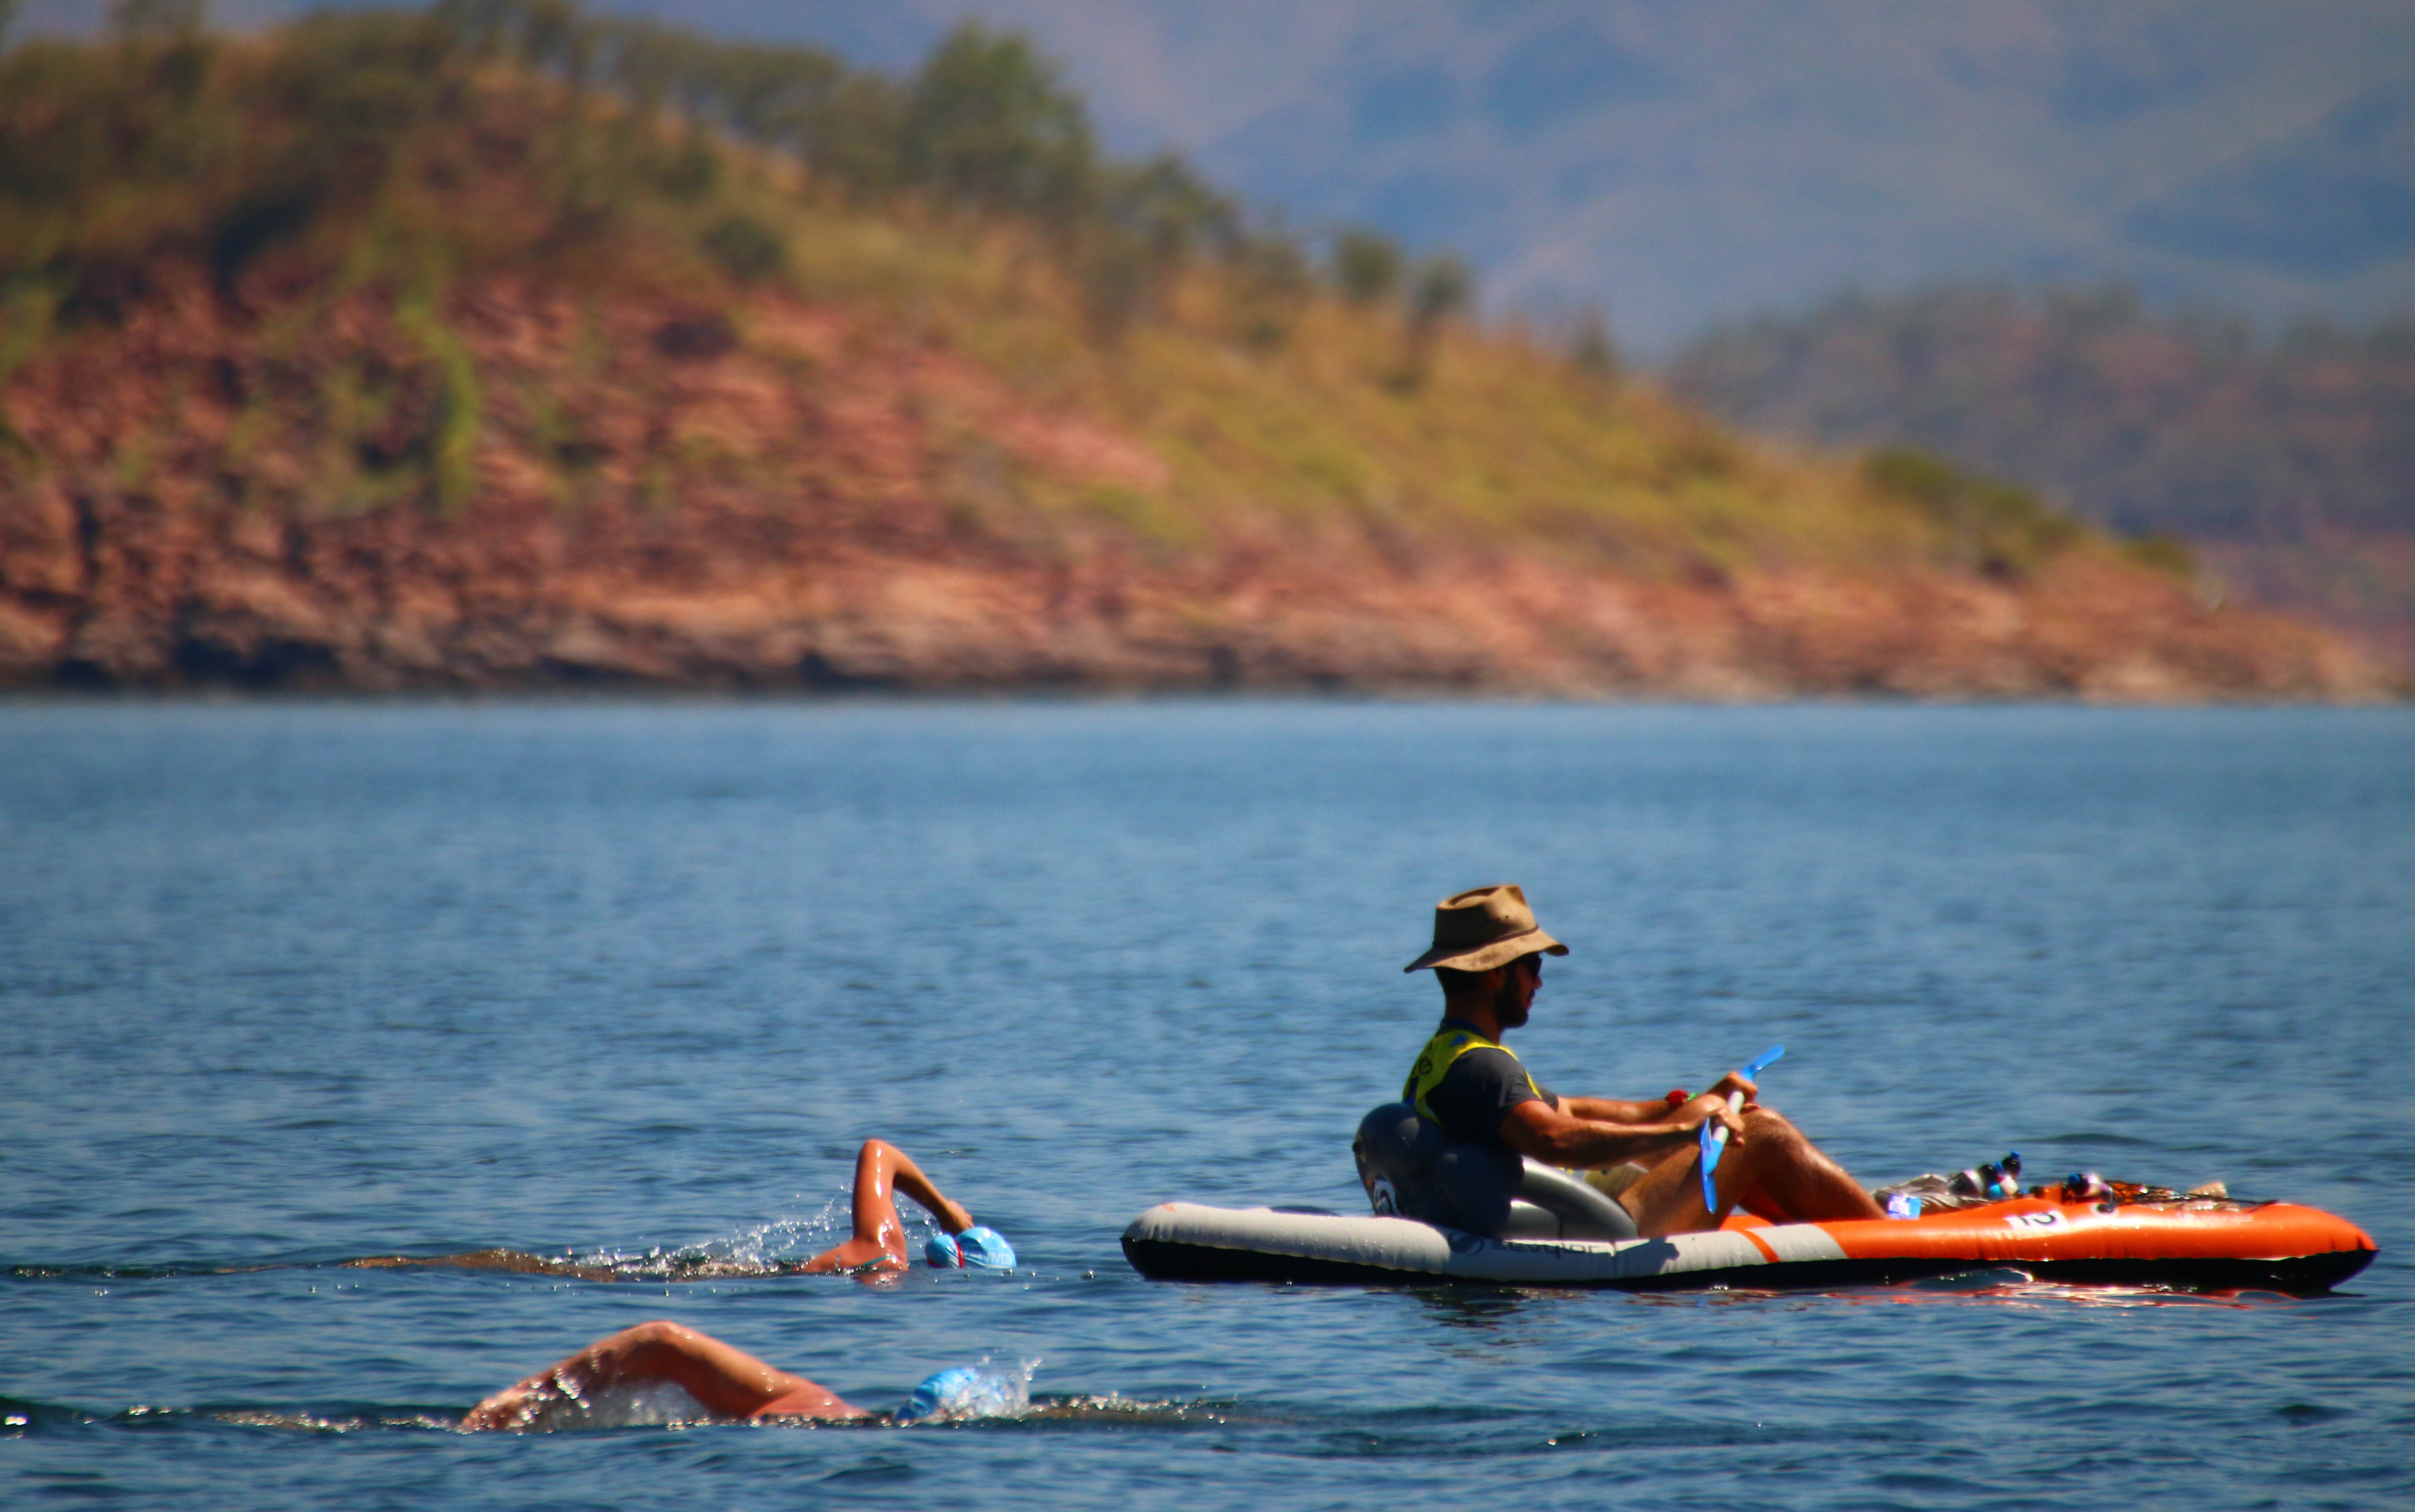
954, 1226, 1016, 1270
899, 1366, 981, 1423
924, 1227, 1014, 1269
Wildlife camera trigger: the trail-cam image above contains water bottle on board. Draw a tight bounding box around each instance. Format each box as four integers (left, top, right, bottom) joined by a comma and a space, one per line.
2059, 1171, 2109, 1203
1949, 1151, 2022, 1201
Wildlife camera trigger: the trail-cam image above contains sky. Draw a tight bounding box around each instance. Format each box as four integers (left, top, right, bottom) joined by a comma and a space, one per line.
22, 0, 2415, 350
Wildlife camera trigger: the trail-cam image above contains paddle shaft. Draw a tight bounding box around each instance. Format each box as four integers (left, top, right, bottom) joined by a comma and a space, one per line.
1699, 1044, 1785, 1212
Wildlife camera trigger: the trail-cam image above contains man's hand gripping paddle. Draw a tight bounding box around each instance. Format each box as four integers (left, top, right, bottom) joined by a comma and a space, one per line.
1700, 1044, 1785, 1214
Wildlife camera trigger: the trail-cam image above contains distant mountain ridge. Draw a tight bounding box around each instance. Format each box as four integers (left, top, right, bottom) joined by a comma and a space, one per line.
22, 0, 2409, 348
1667, 285, 2415, 653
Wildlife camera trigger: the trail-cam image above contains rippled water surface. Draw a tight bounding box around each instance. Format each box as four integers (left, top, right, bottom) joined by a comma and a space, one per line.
4, 702, 2410, 1509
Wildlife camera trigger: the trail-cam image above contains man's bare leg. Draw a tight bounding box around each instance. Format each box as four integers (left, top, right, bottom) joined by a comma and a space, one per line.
461, 1320, 866, 1429
1618, 1107, 1884, 1237
802, 1139, 978, 1273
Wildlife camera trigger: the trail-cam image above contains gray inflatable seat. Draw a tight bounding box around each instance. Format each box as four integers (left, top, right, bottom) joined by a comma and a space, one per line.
1353, 1101, 1638, 1242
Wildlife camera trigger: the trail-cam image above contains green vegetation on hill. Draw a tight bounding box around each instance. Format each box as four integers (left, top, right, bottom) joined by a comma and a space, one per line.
0, 0, 1465, 351
1, 3, 2186, 589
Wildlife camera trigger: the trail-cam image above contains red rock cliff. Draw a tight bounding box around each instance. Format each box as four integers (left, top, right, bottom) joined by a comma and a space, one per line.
0, 263, 2385, 699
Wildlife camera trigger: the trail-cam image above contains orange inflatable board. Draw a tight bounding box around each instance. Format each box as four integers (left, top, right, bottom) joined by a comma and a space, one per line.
1120, 1195, 2377, 1295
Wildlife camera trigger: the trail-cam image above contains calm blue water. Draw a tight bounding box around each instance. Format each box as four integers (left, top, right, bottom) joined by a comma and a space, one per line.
3, 702, 2410, 1509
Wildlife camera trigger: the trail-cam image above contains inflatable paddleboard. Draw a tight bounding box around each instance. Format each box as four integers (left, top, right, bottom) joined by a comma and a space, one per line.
1122, 1192, 2376, 1296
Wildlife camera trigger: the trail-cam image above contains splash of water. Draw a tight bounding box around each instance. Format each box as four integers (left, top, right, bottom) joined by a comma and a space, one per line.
471, 1365, 716, 1433
552, 1185, 949, 1279
675, 1193, 855, 1271
520, 1380, 711, 1431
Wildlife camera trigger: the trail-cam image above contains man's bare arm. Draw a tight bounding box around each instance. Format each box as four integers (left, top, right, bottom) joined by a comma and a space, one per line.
1558, 1096, 1685, 1124
1562, 1073, 1759, 1127
1499, 1097, 1742, 1168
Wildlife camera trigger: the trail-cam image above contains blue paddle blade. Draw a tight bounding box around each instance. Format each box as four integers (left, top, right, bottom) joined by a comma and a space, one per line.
1742, 1044, 1785, 1077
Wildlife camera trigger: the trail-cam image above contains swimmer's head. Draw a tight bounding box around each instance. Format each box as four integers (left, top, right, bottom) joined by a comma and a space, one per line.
896, 1361, 1032, 1423
897, 1365, 981, 1422
924, 1226, 1016, 1270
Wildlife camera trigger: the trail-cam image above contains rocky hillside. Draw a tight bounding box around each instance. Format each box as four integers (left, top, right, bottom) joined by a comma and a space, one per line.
0, 6, 2391, 698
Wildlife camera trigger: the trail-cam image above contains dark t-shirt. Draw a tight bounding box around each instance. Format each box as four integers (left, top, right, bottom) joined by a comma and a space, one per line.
1425, 1046, 1557, 1150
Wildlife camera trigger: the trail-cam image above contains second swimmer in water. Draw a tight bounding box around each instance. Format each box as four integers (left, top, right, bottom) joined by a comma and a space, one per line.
342, 1137, 1011, 1280
461, 1318, 1021, 1428
805, 1137, 1014, 1273
463, 1319, 870, 1428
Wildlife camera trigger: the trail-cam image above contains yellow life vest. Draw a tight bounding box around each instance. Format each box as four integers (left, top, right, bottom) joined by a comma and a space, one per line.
1402, 1021, 1543, 1127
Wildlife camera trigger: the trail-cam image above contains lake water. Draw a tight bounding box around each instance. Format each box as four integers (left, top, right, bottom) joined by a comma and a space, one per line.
3, 701, 2410, 1509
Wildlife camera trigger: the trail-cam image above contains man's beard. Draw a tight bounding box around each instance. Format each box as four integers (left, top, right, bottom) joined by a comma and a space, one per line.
1494, 978, 1530, 1029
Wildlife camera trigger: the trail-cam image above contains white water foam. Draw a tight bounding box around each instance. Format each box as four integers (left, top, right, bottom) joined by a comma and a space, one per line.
518, 1380, 712, 1431
564, 1186, 947, 1276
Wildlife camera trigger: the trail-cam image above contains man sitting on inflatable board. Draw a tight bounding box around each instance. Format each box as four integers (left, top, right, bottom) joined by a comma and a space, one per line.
1355, 885, 1884, 1241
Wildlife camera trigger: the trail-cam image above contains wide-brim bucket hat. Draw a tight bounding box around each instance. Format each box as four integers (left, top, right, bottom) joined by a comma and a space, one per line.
1403, 883, 1570, 973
